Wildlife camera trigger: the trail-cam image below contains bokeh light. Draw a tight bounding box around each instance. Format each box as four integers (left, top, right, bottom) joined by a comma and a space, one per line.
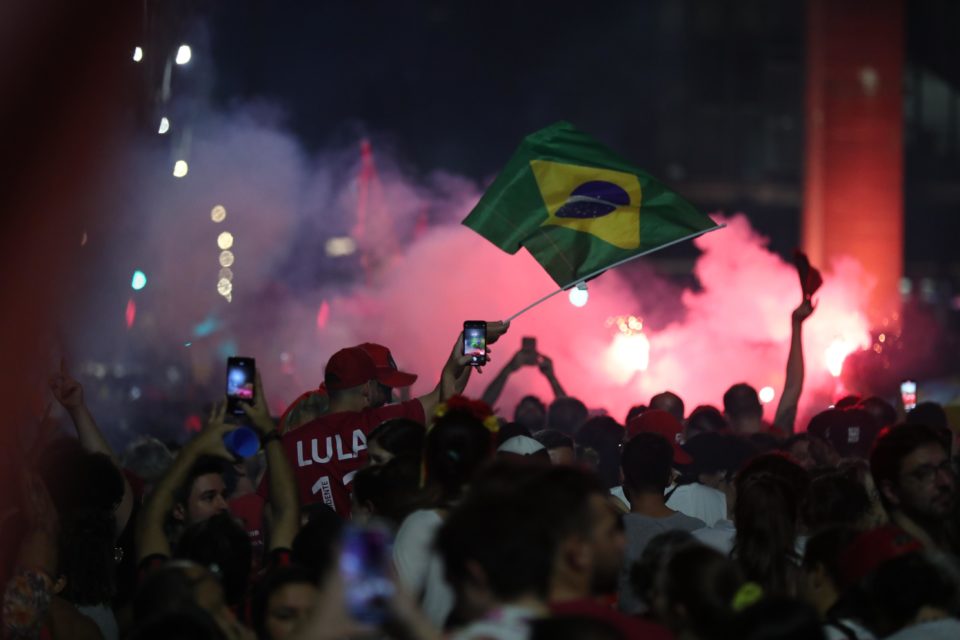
217, 278, 232, 296
131, 270, 147, 290
132, 46, 143, 62
211, 205, 227, 223
173, 160, 189, 178
217, 232, 234, 250
568, 284, 589, 307
759, 386, 775, 404
158, 117, 170, 135
175, 44, 192, 65
219, 250, 235, 267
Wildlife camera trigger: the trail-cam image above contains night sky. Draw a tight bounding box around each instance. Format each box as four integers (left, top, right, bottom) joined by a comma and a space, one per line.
205, 0, 960, 271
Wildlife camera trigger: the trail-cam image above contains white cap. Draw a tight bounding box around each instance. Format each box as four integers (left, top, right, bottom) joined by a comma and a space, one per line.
497, 435, 546, 456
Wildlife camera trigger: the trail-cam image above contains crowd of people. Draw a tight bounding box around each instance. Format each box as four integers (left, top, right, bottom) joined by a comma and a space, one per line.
4, 301, 960, 640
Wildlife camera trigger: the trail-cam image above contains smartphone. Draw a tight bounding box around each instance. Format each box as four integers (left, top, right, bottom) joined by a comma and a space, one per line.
463, 321, 487, 367
520, 336, 538, 366
340, 524, 395, 625
900, 380, 917, 412
226, 357, 256, 416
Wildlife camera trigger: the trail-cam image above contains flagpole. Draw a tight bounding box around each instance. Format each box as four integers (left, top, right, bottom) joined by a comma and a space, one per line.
504, 224, 725, 322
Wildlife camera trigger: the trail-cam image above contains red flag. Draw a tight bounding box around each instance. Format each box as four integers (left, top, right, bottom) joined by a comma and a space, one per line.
793, 250, 823, 300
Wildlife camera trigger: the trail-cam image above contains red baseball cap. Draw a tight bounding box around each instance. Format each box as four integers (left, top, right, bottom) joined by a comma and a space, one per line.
627, 410, 692, 465
356, 342, 418, 388
838, 525, 923, 587
324, 347, 378, 391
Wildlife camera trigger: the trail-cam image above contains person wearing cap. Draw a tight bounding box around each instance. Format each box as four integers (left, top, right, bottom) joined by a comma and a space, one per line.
277, 342, 417, 434
269, 323, 508, 518
616, 432, 705, 614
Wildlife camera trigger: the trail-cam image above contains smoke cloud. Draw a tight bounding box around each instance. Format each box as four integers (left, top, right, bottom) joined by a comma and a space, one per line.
79, 102, 874, 440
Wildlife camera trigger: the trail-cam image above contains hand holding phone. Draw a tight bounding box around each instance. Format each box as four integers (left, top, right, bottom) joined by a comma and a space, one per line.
463, 321, 487, 367
226, 357, 256, 416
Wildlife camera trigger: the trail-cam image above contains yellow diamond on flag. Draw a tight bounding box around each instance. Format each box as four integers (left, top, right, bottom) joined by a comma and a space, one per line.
531, 159, 643, 250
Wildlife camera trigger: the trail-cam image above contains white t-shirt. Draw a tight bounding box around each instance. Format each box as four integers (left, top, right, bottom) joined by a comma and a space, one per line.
883, 618, 960, 640
393, 509, 454, 627
611, 483, 727, 528
665, 483, 727, 527
451, 605, 540, 640
692, 518, 737, 555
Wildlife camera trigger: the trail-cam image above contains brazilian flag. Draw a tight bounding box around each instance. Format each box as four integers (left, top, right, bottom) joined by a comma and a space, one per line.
463, 122, 720, 287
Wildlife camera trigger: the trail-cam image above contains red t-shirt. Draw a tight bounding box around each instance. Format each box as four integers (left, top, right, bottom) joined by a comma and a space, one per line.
269, 399, 425, 517
550, 598, 674, 640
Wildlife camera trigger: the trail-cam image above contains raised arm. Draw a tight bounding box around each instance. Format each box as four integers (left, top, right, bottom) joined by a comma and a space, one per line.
480, 351, 524, 409
773, 299, 815, 433
536, 354, 567, 399
49, 360, 134, 538
135, 403, 234, 562
240, 372, 299, 551
418, 321, 510, 418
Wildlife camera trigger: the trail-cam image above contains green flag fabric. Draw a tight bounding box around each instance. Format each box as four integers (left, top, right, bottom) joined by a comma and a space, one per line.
462, 121, 720, 287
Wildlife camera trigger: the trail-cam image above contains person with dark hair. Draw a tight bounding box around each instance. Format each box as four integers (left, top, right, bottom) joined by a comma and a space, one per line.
574, 416, 625, 489
649, 391, 684, 423
520, 466, 672, 639
532, 429, 576, 466
55, 507, 121, 639
800, 525, 873, 639
835, 395, 862, 409
548, 396, 589, 437
495, 422, 533, 448
366, 418, 426, 467
862, 552, 960, 639
688, 433, 758, 552
290, 507, 342, 582
724, 383, 765, 435
393, 408, 496, 626
133, 560, 252, 640
858, 396, 897, 430
513, 395, 548, 433
732, 472, 802, 597
654, 543, 745, 640
624, 404, 647, 425
906, 402, 954, 456
176, 512, 253, 608
250, 565, 318, 640
435, 482, 551, 637
906, 402, 949, 431
870, 424, 957, 551
629, 530, 697, 615
48, 361, 135, 536
801, 472, 872, 531
170, 455, 232, 526
781, 434, 820, 470
351, 455, 424, 528
685, 405, 728, 439
617, 433, 704, 613
138, 378, 299, 577
837, 459, 888, 529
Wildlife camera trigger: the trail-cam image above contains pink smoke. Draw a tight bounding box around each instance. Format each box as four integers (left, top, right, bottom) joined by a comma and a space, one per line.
91, 105, 875, 433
